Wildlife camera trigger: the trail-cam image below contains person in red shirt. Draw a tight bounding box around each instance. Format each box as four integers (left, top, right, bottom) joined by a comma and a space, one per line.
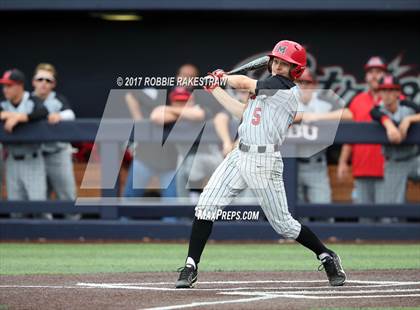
337, 56, 387, 203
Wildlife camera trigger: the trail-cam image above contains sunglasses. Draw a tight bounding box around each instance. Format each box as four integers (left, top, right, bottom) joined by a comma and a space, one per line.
35, 77, 54, 84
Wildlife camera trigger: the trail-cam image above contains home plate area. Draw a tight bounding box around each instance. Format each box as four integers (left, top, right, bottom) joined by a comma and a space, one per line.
79, 277, 420, 310
1, 271, 420, 309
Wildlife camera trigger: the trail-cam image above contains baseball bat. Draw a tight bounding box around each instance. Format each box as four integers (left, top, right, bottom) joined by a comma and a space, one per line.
226, 55, 270, 75
202, 55, 269, 85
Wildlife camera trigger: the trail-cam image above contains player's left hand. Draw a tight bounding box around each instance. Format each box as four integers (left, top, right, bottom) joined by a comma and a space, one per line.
398, 118, 411, 140
4, 115, 20, 132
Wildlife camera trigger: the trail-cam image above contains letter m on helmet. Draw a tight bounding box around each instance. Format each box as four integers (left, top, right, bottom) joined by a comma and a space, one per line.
278, 46, 287, 54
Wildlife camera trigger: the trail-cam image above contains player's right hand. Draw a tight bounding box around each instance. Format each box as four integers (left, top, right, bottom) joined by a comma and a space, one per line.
203, 69, 225, 93
212, 69, 226, 79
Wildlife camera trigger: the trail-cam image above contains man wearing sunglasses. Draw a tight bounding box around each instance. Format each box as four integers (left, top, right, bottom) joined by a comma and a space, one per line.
32, 63, 78, 220
0, 69, 49, 217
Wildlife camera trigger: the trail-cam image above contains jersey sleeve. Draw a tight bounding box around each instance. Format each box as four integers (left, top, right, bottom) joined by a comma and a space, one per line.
28, 96, 49, 121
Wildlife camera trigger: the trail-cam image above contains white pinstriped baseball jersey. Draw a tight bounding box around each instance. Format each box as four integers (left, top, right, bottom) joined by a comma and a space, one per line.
238, 75, 301, 145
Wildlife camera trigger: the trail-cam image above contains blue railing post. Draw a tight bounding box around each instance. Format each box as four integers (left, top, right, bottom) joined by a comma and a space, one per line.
99, 142, 121, 219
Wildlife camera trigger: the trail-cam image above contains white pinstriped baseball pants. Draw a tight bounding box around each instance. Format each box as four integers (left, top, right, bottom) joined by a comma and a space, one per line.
195, 147, 302, 239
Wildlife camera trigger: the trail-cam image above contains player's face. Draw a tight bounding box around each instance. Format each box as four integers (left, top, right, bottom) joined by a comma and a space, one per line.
271, 58, 291, 78
2, 83, 24, 102
33, 69, 56, 97
380, 89, 400, 107
365, 68, 386, 90
177, 65, 199, 79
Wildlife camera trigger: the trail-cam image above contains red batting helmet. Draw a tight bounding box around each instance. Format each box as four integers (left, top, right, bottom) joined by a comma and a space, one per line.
268, 40, 307, 79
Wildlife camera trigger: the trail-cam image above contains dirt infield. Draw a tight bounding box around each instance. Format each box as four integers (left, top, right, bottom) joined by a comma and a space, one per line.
1, 270, 419, 309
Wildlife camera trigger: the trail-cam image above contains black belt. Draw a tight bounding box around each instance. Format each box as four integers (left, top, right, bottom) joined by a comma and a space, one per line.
386, 155, 417, 162
298, 157, 324, 164
12, 152, 38, 160
239, 142, 280, 153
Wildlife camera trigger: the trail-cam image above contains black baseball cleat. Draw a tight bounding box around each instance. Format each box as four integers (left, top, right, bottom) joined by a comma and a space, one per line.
318, 253, 346, 286
175, 264, 198, 288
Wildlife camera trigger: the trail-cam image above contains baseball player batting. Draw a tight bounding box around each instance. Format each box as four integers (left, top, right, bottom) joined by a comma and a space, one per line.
175, 40, 346, 288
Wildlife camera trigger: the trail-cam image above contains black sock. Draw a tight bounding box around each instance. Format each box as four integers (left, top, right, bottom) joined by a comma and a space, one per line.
295, 225, 333, 258
187, 217, 214, 266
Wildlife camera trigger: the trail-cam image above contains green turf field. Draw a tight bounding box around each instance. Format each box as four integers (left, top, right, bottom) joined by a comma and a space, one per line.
0, 243, 419, 275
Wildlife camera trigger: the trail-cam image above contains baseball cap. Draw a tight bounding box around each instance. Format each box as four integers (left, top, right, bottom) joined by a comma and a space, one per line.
364, 56, 387, 71
169, 87, 191, 102
377, 74, 400, 90
0, 69, 25, 85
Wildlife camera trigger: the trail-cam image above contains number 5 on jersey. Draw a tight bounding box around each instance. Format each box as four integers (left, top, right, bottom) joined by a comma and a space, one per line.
251, 107, 262, 126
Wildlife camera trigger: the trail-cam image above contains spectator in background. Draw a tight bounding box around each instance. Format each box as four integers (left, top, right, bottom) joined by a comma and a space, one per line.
176, 64, 200, 91
123, 64, 199, 199
123, 89, 178, 198
293, 69, 353, 203
337, 57, 387, 204
151, 87, 225, 199
32, 63, 78, 220
0, 69, 49, 218
370, 75, 420, 204
294, 69, 336, 203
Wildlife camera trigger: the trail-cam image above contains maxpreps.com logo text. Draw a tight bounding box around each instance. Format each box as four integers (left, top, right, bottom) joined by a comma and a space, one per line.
196, 209, 260, 221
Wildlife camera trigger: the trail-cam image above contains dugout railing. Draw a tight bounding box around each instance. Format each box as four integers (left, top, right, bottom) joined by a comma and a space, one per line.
0, 120, 419, 240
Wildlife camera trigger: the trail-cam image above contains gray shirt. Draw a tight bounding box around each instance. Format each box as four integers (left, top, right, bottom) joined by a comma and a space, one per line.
296, 92, 335, 161
0, 91, 48, 156
371, 100, 420, 161
38, 91, 74, 153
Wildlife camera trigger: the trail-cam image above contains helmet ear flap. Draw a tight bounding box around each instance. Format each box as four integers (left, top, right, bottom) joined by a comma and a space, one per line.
291, 65, 305, 79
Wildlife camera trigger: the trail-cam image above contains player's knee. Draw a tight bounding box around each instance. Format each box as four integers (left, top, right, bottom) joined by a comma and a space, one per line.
275, 220, 301, 239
